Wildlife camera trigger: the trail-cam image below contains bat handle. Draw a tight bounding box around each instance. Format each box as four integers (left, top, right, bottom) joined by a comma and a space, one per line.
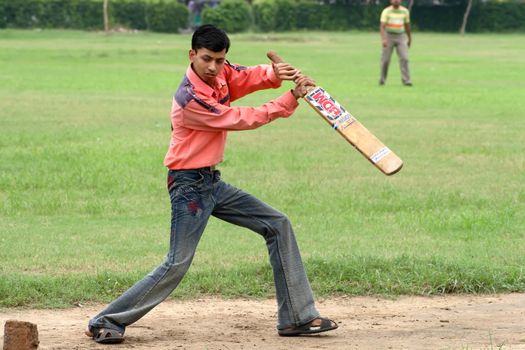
267, 51, 313, 97
267, 51, 302, 83
267, 51, 284, 64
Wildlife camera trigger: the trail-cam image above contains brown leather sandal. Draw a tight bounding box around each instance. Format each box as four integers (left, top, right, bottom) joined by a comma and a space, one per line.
85, 326, 124, 344
278, 317, 338, 336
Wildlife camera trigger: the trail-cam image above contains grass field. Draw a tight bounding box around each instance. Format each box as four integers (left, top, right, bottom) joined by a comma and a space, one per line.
0, 30, 524, 308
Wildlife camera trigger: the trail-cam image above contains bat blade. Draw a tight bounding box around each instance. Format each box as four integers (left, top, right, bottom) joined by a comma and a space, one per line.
267, 51, 403, 175
304, 86, 403, 175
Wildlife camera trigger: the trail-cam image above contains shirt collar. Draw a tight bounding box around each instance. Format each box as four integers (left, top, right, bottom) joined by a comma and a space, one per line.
186, 64, 227, 97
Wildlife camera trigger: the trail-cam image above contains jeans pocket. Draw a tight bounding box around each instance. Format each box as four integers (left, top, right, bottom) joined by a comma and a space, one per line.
167, 171, 205, 193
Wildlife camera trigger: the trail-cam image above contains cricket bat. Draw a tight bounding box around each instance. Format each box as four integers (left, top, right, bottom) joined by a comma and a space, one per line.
268, 51, 403, 176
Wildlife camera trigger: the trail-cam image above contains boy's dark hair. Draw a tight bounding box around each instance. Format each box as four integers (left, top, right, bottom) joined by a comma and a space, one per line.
191, 24, 230, 53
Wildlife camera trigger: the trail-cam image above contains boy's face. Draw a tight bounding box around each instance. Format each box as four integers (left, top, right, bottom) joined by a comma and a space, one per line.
189, 48, 227, 85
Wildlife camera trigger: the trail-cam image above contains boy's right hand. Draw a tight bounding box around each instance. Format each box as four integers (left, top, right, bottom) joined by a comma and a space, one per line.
292, 75, 316, 99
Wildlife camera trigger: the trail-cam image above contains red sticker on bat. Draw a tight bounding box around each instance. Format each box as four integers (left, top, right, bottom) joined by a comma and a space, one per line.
306, 87, 356, 130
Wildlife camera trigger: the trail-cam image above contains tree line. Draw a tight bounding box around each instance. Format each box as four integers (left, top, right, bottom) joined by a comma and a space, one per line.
1, 0, 524, 33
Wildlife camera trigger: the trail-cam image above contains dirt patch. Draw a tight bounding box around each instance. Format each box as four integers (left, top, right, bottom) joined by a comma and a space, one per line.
1, 294, 525, 349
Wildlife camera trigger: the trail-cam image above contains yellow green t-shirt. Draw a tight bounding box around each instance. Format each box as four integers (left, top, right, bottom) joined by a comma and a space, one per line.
380, 6, 410, 34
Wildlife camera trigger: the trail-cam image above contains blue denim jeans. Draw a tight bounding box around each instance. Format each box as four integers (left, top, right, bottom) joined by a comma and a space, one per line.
89, 167, 319, 334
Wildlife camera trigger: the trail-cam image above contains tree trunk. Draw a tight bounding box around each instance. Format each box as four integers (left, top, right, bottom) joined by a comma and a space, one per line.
408, 0, 414, 12
460, 0, 473, 35
103, 0, 109, 33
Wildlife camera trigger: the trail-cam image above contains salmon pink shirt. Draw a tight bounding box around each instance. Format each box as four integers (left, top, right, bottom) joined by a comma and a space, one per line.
164, 62, 299, 170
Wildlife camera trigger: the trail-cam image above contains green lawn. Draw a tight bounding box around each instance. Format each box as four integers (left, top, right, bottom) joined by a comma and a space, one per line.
0, 30, 524, 308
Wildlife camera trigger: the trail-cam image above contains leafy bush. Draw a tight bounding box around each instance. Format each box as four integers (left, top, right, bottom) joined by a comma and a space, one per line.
70, 0, 104, 29
273, 0, 296, 31
253, 0, 275, 32
146, 0, 189, 33
0, 0, 6, 28
202, 0, 252, 33
468, 2, 525, 32
360, 4, 382, 30
318, 4, 353, 31
39, 0, 70, 28
411, 5, 463, 32
112, 0, 148, 30
295, 0, 319, 30
3, 0, 41, 28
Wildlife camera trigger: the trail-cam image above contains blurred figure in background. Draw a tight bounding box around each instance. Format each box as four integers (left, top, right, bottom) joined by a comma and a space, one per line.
379, 0, 413, 86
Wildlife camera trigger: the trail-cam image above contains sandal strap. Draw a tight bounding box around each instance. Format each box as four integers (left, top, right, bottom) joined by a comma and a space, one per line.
278, 316, 338, 336
300, 317, 336, 331
96, 329, 121, 338
318, 317, 335, 329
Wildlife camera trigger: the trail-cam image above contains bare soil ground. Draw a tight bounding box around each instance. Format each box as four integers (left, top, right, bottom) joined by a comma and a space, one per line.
1, 294, 525, 350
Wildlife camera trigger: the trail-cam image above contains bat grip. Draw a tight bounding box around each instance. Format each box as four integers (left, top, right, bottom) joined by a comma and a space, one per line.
267, 51, 301, 83
267, 51, 284, 64
268, 50, 301, 78
267, 51, 313, 97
